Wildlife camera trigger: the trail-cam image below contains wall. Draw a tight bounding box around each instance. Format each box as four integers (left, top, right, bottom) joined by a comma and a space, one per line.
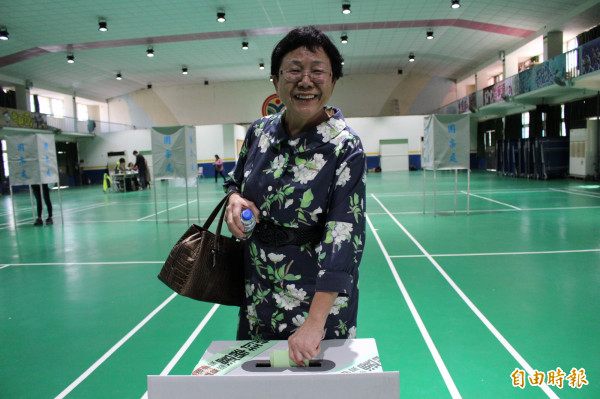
107, 73, 456, 127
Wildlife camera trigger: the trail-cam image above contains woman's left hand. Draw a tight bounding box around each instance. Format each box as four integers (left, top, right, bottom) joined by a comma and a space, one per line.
287, 291, 338, 366
288, 321, 323, 366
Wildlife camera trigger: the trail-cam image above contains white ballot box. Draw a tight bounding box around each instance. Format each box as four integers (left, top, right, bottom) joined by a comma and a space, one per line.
147, 339, 399, 399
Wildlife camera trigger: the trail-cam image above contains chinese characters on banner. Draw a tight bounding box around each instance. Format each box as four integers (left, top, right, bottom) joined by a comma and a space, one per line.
150, 126, 197, 180
5, 133, 58, 186
511, 367, 588, 389
422, 115, 470, 170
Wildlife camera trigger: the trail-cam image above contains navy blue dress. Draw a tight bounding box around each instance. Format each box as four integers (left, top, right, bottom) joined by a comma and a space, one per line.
225, 107, 366, 340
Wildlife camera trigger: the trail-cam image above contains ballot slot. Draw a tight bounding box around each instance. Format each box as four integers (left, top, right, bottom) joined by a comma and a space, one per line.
255, 361, 322, 367
241, 359, 337, 372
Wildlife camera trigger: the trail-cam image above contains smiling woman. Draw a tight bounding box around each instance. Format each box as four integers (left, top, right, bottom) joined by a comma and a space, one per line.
224, 26, 367, 367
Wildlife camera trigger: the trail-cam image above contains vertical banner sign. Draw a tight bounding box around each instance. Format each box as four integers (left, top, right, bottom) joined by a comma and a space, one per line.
6, 133, 58, 186
151, 126, 197, 180
422, 115, 470, 170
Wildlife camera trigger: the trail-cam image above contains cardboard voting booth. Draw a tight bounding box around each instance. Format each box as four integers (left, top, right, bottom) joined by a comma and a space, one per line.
150, 126, 199, 224
5, 133, 63, 225
147, 339, 399, 399
422, 115, 471, 215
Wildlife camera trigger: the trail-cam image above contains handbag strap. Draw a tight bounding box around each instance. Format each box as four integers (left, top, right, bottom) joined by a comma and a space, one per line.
202, 191, 236, 244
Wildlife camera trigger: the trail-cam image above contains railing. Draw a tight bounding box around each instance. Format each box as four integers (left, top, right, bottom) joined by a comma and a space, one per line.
439, 35, 600, 114
45, 115, 141, 134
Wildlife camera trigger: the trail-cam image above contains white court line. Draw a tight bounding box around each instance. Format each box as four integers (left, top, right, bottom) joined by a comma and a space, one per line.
389, 248, 600, 258
137, 201, 195, 221
0, 264, 10, 270
367, 205, 600, 217
371, 194, 560, 399
550, 188, 600, 199
370, 189, 552, 198
139, 304, 220, 399
366, 213, 461, 398
6, 261, 163, 267
55, 293, 178, 399
461, 191, 522, 210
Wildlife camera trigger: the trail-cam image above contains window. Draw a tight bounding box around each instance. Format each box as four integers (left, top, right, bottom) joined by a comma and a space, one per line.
29, 94, 64, 117
522, 112, 530, 139
541, 112, 546, 137
77, 103, 88, 121
560, 104, 566, 136
1, 139, 8, 177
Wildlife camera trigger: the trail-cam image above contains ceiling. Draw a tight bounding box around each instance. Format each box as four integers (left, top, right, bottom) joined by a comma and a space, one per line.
1, 0, 599, 103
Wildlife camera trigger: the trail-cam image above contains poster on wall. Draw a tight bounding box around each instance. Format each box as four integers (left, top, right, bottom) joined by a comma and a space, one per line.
519, 53, 566, 93
581, 39, 600, 74
423, 115, 470, 170
151, 126, 197, 180
6, 133, 58, 186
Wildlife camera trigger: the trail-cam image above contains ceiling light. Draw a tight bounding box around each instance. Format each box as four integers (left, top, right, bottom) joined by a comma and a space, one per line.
66, 53, 75, 63
216, 10, 226, 23
426, 30, 434, 40
146, 46, 154, 57
451, 0, 460, 9
341, 34, 348, 44
182, 66, 188, 75
342, 3, 351, 14
98, 18, 108, 32
242, 41, 249, 50
0, 27, 9, 40
409, 53, 415, 62
116, 72, 122, 80
259, 63, 265, 70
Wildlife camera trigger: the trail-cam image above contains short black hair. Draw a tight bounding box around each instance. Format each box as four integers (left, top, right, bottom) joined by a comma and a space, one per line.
271, 26, 343, 81
133, 150, 138, 155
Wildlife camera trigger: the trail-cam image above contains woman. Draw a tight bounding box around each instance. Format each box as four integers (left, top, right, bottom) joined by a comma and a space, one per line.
213, 154, 226, 182
225, 26, 366, 366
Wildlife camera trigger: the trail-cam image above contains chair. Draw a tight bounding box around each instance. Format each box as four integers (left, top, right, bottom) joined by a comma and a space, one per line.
197, 166, 204, 179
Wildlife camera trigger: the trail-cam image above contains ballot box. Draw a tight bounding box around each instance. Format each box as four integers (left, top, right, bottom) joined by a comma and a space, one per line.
147, 339, 399, 399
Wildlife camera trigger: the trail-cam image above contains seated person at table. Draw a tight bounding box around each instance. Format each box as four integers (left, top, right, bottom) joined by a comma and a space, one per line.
128, 162, 137, 171
115, 158, 126, 174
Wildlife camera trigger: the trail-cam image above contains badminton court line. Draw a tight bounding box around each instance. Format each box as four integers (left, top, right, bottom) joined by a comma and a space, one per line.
140, 304, 220, 399
550, 188, 600, 199
390, 248, 600, 258
371, 194, 559, 399
366, 213, 461, 398
461, 191, 522, 210
367, 205, 600, 217
137, 200, 197, 221
55, 293, 178, 399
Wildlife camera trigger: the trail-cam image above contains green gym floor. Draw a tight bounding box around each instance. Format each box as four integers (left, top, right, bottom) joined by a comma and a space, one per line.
1, 170, 599, 399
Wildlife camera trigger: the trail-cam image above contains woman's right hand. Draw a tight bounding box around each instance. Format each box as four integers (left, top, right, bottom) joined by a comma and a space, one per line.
225, 192, 260, 239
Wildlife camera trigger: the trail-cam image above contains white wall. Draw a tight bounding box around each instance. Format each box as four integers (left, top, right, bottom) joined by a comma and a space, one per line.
106, 72, 454, 128
346, 115, 425, 156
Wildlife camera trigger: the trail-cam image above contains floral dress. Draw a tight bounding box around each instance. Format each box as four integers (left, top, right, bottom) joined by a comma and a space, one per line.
225, 107, 366, 340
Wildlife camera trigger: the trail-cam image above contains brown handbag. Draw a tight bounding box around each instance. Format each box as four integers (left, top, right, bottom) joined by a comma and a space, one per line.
157, 192, 245, 306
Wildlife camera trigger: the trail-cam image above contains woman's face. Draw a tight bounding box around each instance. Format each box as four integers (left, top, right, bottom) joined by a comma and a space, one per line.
273, 46, 336, 128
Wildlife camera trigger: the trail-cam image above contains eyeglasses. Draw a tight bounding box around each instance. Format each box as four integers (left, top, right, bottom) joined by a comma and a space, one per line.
279, 68, 332, 84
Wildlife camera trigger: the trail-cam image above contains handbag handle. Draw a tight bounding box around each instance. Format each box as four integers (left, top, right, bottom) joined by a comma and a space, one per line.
203, 191, 238, 260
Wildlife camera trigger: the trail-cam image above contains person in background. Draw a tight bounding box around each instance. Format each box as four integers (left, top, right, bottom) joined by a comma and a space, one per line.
224, 26, 366, 367
213, 154, 226, 183
114, 157, 126, 174
133, 150, 148, 190
31, 184, 53, 226
128, 162, 137, 171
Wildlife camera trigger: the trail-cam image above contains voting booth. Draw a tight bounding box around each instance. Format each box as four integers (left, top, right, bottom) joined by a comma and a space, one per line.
147, 339, 399, 399
151, 126, 199, 224
422, 115, 471, 215
5, 133, 63, 226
